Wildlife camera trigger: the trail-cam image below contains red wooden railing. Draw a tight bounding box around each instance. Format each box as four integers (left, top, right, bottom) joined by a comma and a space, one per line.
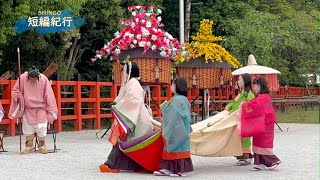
0, 80, 319, 136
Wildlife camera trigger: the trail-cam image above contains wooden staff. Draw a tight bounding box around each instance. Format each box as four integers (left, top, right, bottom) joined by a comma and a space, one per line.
17, 47, 22, 154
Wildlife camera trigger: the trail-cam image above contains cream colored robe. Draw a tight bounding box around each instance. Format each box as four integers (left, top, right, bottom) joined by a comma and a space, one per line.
190, 110, 242, 157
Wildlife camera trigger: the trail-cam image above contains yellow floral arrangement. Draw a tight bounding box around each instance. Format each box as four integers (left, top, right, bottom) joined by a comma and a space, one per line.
174, 19, 241, 68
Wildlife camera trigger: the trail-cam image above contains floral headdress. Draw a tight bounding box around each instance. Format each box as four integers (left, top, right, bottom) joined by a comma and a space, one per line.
91, 5, 191, 63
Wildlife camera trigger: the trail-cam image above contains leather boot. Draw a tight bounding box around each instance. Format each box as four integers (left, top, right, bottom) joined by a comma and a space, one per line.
21, 135, 35, 154
38, 136, 48, 154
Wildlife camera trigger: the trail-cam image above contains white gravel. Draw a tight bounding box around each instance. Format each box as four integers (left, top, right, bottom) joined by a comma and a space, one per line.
0, 123, 319, 180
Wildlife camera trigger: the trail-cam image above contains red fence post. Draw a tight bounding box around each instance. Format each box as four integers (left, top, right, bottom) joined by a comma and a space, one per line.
75, 76, 82, 131
95, 79, 101, 130
165, 85, 172, 100
7, 80, 16, 136
2, 77, 319, 136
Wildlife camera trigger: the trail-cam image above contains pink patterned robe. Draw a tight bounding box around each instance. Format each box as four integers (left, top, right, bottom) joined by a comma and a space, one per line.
240, 94, 280, 167
8, 72, 58, 124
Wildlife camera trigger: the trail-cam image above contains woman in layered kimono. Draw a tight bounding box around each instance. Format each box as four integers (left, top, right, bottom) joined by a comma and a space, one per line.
240, 76, 281, 171
99, 61, 155, 173
225, 73, 255, 165
154, 78, 194, 177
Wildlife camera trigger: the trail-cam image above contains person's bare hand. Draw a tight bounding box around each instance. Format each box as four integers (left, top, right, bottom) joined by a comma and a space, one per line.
17, 92, 23, 99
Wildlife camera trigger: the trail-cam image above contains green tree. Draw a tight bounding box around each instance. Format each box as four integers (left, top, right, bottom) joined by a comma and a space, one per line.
0, 0, 164, 80
258, 0, 320, 85
77, 0, 164, 81
1, 0, 319, 85
0, 0, 86, 77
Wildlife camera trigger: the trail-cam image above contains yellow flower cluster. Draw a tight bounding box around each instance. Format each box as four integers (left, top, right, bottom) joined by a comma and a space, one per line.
174, 19, 241, 68
191, 19, 223, 43
185, 42, 241, 68
172, 54, 186, 64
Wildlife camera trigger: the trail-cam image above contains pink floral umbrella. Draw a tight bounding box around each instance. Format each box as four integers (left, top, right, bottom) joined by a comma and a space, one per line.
92, 5, 190, 63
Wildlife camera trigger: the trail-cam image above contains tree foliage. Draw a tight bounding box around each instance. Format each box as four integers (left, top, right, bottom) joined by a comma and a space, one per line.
162, 0, 320, 86
0, 0, 319, 86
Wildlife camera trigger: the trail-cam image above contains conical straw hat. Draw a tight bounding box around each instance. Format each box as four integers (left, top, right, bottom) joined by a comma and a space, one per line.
232, 54, 281, 75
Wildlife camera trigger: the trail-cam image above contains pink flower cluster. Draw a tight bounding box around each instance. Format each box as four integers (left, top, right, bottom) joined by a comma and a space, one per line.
92, 5, 187, 62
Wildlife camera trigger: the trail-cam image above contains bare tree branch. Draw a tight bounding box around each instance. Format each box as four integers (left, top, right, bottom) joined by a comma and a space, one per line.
67, 38, 78, 70
81, 38, 102, 48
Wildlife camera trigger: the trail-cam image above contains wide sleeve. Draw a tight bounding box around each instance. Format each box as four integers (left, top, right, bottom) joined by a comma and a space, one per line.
43, 76, 58, 122
225, 100, 234, 111
241, 98, 264, 120
226, 93, 245, 112
162, 99, 189, 152
114, 90, 142, 126
8, 76, 25, 119
239, 97, 266, 137
246, 91, 255, 101
114, 85, 125, 104
112, 80, 154, 141
11, 77, 21, 102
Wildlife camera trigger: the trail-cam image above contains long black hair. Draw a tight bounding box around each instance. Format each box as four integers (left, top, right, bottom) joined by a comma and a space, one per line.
174, 77, 188, 97
241, 73, 252, 93
126, 61, 140, 78
253, 76, 270, 95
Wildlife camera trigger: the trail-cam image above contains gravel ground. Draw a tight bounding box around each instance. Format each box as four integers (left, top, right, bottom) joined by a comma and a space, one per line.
0, 123, 319, 180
